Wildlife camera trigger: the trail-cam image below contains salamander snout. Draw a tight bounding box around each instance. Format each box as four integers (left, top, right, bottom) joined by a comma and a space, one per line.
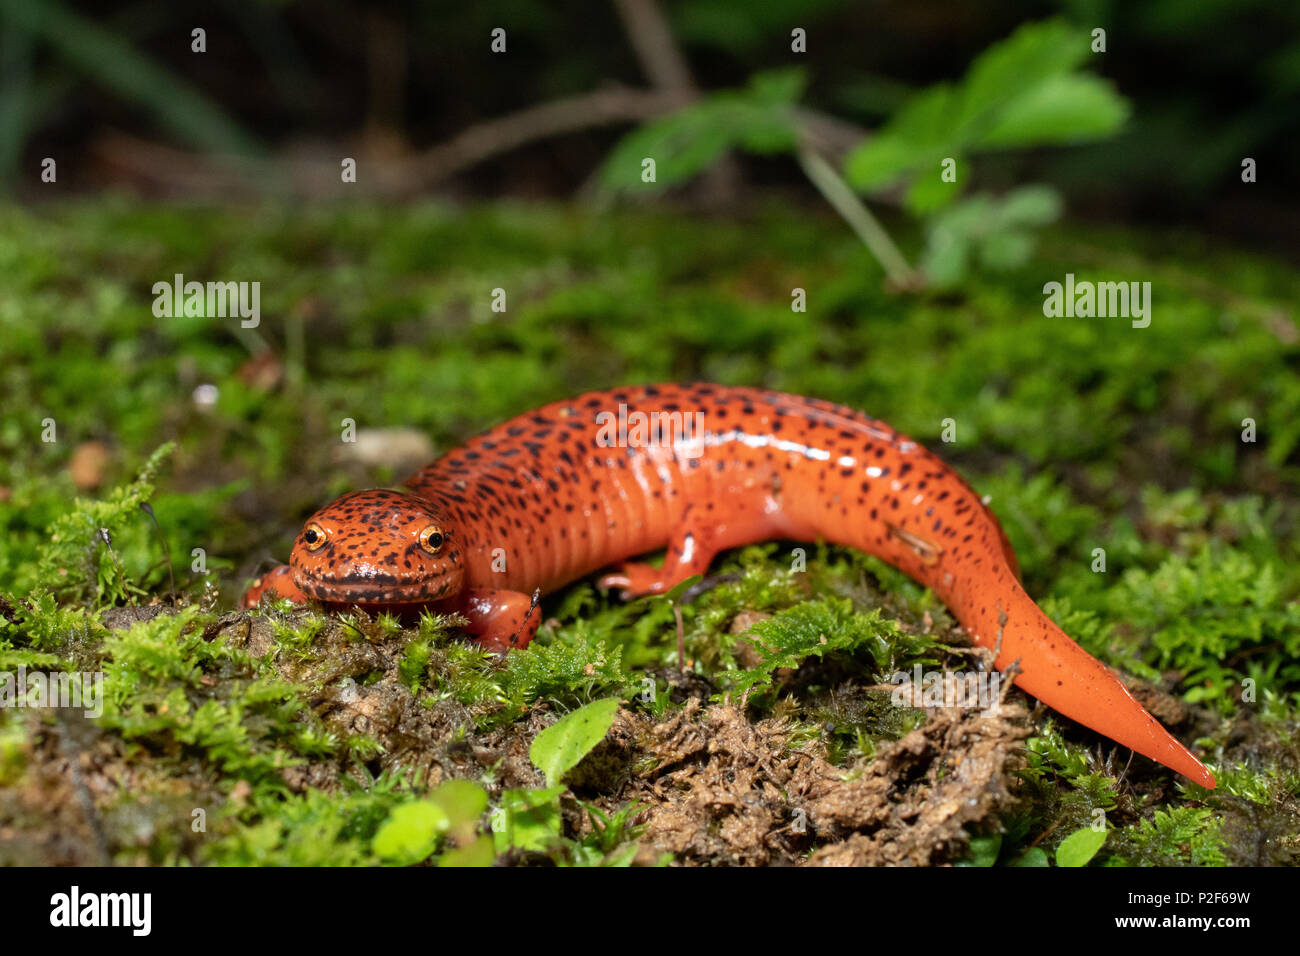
289, 489, 464, 604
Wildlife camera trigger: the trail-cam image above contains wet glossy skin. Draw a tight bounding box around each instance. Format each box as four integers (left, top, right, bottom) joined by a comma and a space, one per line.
245, 383, 1216, 787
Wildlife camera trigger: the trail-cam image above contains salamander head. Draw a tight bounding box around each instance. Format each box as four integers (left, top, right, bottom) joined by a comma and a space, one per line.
289, 489, 464, 604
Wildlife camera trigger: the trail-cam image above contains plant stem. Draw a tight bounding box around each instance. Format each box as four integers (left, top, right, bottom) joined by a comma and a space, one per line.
797, 145, 917, 287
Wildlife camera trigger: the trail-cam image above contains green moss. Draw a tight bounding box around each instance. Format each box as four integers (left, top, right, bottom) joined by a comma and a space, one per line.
1, 199, 1296, 865
1106, 808, 1227, 867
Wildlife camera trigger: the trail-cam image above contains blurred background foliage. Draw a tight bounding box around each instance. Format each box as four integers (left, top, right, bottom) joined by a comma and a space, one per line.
1, 0, 1296, 253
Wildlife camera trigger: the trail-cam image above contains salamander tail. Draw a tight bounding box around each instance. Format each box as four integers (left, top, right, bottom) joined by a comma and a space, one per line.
981, 584, 1217, 789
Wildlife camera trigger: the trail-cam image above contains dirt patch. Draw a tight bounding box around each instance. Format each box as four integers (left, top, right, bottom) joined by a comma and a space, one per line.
617, 695, 1028, 866
0, 710, 216, 866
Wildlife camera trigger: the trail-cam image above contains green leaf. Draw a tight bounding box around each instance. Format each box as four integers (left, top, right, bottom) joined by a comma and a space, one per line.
748, 66, 808, 106
959, 18, 1088, 131
529, 697, 620, 787
958, 834, 1002, 867
997, 184, 1065, 224
843, 19, 1128, 197
1056, 827, 1107, 867
664, 573, 704, 603
372, 801, 451, 864
599, 70, 803, 191
429, 779, 489, 842
371, 780, 489, 864
904, 161, 964, 214
977, 230, 1035, 271
493, 786, 566, 853
845, 85, 961, 189
920, 186, 1062, 286
978, 74, 1129, 148
438, 835, 495, 867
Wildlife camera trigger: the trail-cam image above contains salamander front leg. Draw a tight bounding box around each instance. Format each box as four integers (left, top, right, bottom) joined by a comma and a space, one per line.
598, 505, 718, 599
241, 564, 308, 607
455, 587, 542, 654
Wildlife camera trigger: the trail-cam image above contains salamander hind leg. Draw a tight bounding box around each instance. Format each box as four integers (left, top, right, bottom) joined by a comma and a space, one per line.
598, 505, 719, 599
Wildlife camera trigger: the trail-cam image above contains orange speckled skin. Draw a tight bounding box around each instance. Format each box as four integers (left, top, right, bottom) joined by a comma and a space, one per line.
248, 383, 1215, 787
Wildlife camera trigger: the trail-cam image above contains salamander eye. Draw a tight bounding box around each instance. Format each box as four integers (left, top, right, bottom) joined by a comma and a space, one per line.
303, 522, 328, 551
418, 526, 445, 555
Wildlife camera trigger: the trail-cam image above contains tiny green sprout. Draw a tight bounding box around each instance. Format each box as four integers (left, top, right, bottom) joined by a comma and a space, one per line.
580, 800, 646, 855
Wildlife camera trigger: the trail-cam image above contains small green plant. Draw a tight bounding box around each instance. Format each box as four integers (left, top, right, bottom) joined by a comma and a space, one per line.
1110, 546, 1300, 707
568, 800, 651, 867
33, 443, 175, 606
492, 697, 636, 864
1106, 809, 1227, 867
601, 19, 1129, 287
844, 19, 1128, 211
371, 779, 490, 866
600, 69, 804, 194
491, 786, 567, 855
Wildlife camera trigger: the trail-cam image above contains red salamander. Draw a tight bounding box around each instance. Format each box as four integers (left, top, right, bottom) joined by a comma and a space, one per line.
244, 383, 1216, 788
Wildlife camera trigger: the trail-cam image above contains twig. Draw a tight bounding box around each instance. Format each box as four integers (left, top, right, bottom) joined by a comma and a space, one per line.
993, 599, 1009, 663
611, 0, 694, 93
395, 87, 689, 190
55, 714, 111, 865
506, 588, 543, 647
609, 0, 738, 203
